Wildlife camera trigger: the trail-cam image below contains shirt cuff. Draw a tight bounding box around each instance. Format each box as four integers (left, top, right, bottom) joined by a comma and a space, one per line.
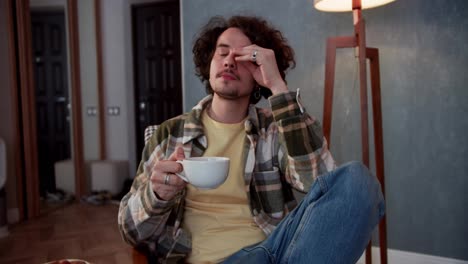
144, 181, 176, 214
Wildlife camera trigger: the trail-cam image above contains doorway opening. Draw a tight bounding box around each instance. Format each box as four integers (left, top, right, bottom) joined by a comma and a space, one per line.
132, 1, 183, 164
31, 11, 73, 213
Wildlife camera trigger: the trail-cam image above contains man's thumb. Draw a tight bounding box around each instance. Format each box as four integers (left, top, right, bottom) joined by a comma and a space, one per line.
168, 146, 185, 161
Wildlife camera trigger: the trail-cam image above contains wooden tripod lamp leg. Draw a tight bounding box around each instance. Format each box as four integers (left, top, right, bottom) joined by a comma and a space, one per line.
367, 47, 388, 264
355, 17, 372, 264
323, 38, 337, 144
322, 35, 386, 264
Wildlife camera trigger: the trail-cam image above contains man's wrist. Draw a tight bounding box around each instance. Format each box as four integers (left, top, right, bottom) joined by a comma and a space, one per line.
148, 182, 173, 207
269, 81, 288, 95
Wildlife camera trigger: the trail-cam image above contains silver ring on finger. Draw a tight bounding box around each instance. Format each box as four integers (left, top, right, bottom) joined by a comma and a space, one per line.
164, 173, 170, 185
251, 50, 258, 63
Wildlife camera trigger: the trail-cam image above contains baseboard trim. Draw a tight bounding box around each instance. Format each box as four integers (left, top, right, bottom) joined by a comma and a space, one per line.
357, 247, 468, 264
7, 208, 19, 224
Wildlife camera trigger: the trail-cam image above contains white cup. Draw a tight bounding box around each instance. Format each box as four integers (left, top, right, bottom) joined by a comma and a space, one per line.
176, 157, 230, 189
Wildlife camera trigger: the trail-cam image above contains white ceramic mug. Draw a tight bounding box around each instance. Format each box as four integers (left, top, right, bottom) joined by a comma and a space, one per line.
176, 157, 230, 189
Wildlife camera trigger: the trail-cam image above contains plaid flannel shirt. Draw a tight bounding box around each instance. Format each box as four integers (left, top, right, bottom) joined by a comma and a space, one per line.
118, 90, 336, 263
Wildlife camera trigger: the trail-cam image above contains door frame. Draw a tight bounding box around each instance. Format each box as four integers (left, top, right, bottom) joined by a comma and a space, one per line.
7, 0, 87, 219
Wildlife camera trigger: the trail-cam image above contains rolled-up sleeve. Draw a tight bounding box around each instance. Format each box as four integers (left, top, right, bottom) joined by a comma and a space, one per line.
269, 90, 336, 193
118, 136, 178, 246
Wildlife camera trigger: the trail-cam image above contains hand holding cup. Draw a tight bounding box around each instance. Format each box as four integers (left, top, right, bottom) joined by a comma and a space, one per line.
150, 147, 187, 201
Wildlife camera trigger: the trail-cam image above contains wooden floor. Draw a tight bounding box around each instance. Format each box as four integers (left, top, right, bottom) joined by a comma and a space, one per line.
0, 202, 140, 264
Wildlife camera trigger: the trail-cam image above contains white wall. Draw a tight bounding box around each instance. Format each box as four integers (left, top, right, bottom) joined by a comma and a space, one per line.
78, 0, 100, 161
101, 0, 132, 167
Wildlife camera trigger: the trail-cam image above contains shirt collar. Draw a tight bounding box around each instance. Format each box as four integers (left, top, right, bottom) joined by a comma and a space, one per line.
182, 95, 261, 144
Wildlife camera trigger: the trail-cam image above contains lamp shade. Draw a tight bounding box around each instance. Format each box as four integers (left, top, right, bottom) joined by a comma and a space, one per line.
314, 0, 395, 12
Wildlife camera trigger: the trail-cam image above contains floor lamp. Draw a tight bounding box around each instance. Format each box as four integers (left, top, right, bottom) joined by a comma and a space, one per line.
313, 0, 395, 263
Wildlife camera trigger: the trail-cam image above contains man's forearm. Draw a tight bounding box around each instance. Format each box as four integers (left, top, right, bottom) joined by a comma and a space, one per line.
269, 90, 336, 192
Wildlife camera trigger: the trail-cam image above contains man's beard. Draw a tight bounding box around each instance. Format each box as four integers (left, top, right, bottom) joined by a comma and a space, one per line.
211, 79, 252, 101
212, 84, 252, 101
213, 85, 241, 100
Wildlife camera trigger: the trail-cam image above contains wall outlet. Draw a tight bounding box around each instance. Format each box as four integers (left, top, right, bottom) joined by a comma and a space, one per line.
86, 106, 97, 116
107, 106, 120, 116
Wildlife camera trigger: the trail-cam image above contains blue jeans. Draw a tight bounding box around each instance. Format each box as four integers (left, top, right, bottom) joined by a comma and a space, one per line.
223, 161, 385, 264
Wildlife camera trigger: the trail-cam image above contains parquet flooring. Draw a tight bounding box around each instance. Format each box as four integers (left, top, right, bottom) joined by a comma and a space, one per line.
0, 202, 140, 264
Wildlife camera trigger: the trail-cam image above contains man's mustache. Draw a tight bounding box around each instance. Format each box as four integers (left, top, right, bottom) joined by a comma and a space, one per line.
216, 69, 240, 80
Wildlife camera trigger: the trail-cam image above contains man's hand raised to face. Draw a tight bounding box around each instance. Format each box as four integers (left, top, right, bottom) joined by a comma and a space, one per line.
232, 44, 288, 95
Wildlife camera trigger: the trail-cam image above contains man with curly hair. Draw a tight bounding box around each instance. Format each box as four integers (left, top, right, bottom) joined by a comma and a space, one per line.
119, 15, 384, 263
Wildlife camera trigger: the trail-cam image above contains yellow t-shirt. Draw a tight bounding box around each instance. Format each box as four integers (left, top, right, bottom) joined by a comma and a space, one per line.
183, 110, 266, 263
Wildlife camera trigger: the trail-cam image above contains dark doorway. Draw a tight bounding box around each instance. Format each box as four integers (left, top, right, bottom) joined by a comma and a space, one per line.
31, 11, 71, 198
132, 1, 183, 162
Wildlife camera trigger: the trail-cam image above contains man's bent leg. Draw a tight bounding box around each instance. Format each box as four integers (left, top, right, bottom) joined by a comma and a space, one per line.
223, 161, 385, 264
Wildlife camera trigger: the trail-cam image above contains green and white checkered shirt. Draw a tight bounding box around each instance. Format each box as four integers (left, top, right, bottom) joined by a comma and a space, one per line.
118, 90, 336, 263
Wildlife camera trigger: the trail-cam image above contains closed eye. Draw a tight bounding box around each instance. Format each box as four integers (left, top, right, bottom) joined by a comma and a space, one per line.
216, 46, 230, 57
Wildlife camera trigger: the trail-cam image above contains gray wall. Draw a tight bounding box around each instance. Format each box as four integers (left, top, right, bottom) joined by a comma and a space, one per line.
181, 0, 468, 260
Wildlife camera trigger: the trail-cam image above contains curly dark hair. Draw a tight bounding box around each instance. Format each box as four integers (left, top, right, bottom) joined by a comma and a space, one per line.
193, 15, 296, 104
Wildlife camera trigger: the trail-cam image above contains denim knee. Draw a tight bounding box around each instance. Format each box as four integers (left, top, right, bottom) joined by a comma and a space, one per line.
333, 161, 384, 212
338, 161, 377, 188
